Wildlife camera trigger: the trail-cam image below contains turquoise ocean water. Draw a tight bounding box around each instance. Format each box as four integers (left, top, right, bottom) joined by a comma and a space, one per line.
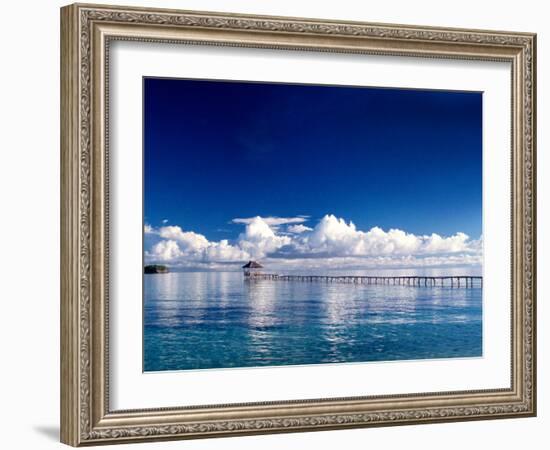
144, 270, 482, 372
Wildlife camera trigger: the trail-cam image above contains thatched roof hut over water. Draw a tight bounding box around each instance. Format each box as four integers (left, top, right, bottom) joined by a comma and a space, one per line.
242, 260, 263, 277
242, 261, 263, 269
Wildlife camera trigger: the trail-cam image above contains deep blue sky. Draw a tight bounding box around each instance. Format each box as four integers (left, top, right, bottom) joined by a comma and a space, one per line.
144, 77, 482, 241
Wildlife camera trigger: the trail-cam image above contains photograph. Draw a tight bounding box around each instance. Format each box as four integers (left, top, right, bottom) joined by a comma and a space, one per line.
143, 77, 484, 372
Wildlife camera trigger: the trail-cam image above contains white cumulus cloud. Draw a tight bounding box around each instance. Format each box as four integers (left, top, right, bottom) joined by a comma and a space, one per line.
287, 224, 313, 234
158, 226, 210, 252
300, 215, 475, 257
149, 240, 183, 261
232, 216, 308, 227
146, 225, 249, 263
237, 216, 291, 258
423, 232, 470, 253
203, 239, 250, 262
145, 214, 482, 270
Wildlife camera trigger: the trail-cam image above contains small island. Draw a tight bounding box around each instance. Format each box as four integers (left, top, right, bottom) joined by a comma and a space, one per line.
144, 264, 169, 274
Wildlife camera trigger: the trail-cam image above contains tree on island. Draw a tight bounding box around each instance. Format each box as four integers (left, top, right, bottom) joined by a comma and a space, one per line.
144, 264, 169, 274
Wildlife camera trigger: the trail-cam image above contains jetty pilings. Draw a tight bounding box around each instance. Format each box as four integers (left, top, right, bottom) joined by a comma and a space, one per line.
244, 274, 482, 288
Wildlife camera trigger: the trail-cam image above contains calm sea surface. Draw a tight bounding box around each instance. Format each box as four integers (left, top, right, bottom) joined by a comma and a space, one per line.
144, 270, 482, 372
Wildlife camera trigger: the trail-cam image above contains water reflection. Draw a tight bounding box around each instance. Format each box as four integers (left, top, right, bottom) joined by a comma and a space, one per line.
144, 272, 482, 371
244, 279, 278, 327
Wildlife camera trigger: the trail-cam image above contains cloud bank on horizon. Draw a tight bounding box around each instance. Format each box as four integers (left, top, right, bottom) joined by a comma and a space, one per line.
144, 215, 482, 271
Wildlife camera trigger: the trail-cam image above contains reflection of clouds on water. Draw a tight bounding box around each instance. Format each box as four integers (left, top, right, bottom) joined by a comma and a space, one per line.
145, 273, 191, 327
317, 285, 349, 349
321, 285, 354, 327
144, 272, 483, 371
357, 285, 420, 325
244, 279, 278, 328
145, 272, 224, 327
243, 280, 280, 358
213, 271, 232, 309
446, 287, 469, 307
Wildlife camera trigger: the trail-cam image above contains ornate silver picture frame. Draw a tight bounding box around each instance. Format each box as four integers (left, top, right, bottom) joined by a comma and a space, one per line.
61, 3, 536, 446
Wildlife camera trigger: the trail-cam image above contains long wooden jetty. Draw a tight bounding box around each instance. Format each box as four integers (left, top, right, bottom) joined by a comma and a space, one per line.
245, 273, 482, 288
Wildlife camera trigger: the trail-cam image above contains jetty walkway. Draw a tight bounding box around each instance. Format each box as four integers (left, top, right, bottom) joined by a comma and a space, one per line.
245, 274, 482, 288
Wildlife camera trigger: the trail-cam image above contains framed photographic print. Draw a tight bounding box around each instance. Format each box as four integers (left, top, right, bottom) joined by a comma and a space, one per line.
60, 3, 537, 446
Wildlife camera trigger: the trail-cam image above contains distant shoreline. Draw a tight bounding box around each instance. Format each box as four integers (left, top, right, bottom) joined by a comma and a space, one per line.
143, 268, 483, 276
144, 264, 169, 274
